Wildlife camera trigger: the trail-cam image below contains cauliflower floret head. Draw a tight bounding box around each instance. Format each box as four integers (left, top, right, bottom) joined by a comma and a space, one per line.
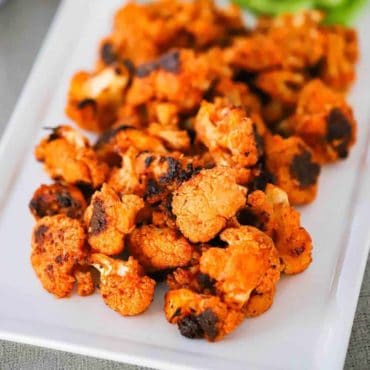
172, 166, 247, 243
31, 215, 87, 298
90, 253, 155, 316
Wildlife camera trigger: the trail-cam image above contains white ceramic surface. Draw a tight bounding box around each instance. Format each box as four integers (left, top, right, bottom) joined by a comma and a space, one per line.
1, 1, 370, 369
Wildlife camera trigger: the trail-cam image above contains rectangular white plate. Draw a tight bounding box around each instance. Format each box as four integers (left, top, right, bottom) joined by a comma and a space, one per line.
1, 1, 370, 369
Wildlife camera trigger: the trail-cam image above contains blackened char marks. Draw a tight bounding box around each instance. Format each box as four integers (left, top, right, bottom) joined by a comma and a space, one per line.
178, 309, 219, 340
178, 315, 204, 339
236, 208, 260, 228
101, 42, 117, 65
197, 309, 219, 341
290, 151, 320, 188
136, 50, 181, 78
157, 50, 180, 73
56, 192, 74, 208
89, 198, 107, 235
197, 273, 216, 293
34, 224, 49, 245
77, 98, 97, 111
76, 181, 95, 200
249, 169, 275, 191
144, 179, 163, 201
94, 124, 133, 148
326, 108, 352, 142
144, 155, 154, 168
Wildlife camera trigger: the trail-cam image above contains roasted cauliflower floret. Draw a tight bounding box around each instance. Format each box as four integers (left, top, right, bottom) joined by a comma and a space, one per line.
200, 226, 280, 309
126, 50, 215, 114
90, 253, 155, 316
255, 70, 306, 105
225, 34, 283, 72
164, 288, 244, 341
194, 101, 262, 169
29, 183, 87, 220
287, 79, 356, 163
321, 27, 358, 91
266, 185, 312, 274
128, 225, 193, 272
84, 184, 144, 255
66, 64, 131, 132
265, 134, 321, 205
172, 167, 246, 243
109, 0, 244, 65
257, 11, 325, 70
31, 215, 87, 298
94, 124, 167, 166
35, 126, 108, 189
243, 288, 275, 318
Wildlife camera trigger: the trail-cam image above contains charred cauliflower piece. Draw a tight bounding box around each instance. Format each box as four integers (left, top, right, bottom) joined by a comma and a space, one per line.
172, 167, 246, 243
126, 50, 215, 114
200, 226, 280, 309
94, 124, 167, 166
35, 126, 108, 189
29, 183, 87, 220
84, 184, 144, 255
265, 134, 321, 205
128, 225, 193, 272
194, 101, 262, 169
265, 185, 313, 274
288, 79, 356, 163
90, 253, 155, 316
66, 64, 131, 132
164, 288, 244, 341
31, 215, 87, 298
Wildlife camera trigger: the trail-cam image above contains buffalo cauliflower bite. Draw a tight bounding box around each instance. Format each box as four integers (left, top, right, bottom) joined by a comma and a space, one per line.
172, 167, 246, 243
225, 34, 283, 72
288, 80, 356, 163
35, 126, 108, 189
90, 253, 155, 316
126, 50, 215, 114
29, 183, 87, 220
321, 27, 358, 91
265, 185, 313, 274
255, 70, 306, 106
66, 64, 131, 132
257, 11, 325, 70
194, 101, 262, 169
31, 215, 87, 298
84, 184, 144, 255
200, 226, 280, 309
128, 225, 193, 272
264, 134, 321, 205
243, 288, 275, 318
164, 288, 244, 341
109, 0, 244, 65
94, 125, 167, 166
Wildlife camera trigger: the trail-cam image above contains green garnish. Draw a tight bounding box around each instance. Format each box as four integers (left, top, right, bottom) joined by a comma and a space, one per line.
233, 0, 368, 25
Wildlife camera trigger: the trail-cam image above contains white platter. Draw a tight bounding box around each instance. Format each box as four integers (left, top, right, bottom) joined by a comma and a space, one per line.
1, 1, 370, 369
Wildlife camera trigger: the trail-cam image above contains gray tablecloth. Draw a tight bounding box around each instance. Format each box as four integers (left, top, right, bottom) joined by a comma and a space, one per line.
0, 1, 368, 369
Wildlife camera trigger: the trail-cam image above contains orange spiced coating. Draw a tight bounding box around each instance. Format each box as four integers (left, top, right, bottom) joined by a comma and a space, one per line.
164, 288, 244, 341
84, 184, 144, 255
128, 225, 193, 272
66, 64, 131, 132
265, 134, 321, 205
194, 101, 262, 169
90, 253, 155, 316
288, 80, 356, 163
31, 215, 87, 298
29, 183, 87, 220
35, 126, 108, 188
200, 226, 280, 309
172, 167, 246, 243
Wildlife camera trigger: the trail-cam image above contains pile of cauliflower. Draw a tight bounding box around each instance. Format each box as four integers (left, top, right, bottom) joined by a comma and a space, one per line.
29, 0, 358, 341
